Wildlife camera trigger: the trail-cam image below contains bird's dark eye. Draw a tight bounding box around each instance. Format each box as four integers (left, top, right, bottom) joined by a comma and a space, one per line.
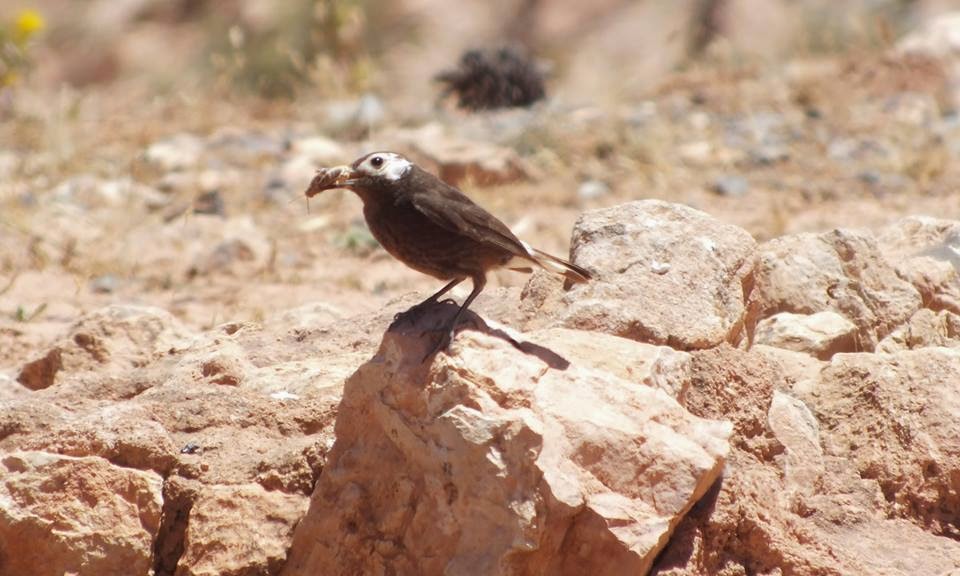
370, 156, 384, 168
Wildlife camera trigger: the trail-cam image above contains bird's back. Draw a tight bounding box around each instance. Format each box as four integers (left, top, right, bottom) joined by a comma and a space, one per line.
401, 167, 533, 259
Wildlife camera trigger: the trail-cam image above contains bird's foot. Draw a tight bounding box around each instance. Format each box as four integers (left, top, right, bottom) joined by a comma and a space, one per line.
393, 300, 431, 323
393, 296, 459, 323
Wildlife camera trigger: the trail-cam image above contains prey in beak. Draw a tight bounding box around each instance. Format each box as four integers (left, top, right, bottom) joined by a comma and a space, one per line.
305, 165, 358, 198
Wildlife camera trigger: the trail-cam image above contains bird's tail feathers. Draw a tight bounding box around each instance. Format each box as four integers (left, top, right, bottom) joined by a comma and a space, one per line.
531, 248, 591, 283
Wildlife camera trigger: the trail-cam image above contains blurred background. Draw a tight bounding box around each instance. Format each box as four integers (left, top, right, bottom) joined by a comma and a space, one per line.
2, 0, 960, 338
2, 0, 957, 103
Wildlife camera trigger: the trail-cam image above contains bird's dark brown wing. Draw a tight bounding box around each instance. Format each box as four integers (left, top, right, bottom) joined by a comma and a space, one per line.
403, 167, 534, 259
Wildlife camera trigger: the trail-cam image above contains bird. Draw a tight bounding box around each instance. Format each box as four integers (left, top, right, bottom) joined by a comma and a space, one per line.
305, 151, 591, 359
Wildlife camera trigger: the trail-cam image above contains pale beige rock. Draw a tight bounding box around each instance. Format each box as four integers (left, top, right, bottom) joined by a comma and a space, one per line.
767, 391, 823, 496
0, 451, 163, 576
878, 308, 960, 352
246, 359, 356, 399
283, 305, 731, 576
176, 484, 309, 576
747, 228, 922, 351
896, 12, 960, 59
823, 519, 960, 576
559, 200, 757, 350
877, 216, 960, 315
751, 344, 825, 396
753, 310, 858, 359
525, 327, 692, 397
389, 123, 531, 186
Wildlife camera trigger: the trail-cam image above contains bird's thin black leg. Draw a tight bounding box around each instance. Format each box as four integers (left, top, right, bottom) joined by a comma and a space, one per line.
423, 274, 486, 361
422, 277, 465, 306
394, 277, 465, 323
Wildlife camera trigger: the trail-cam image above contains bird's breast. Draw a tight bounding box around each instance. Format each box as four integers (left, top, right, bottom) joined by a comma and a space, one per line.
362, 200, 509, 279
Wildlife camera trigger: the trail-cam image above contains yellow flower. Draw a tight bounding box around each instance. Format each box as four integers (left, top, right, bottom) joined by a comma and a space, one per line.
14, 9, 45, 43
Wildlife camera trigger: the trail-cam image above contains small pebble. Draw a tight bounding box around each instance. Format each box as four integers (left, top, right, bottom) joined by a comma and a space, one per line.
577, 179, 610, 201
650, 261, 671, 275
712, 175, 749, 197
180, 442, 201, 455
194, 190, 226, 216
89, 275, 120, 294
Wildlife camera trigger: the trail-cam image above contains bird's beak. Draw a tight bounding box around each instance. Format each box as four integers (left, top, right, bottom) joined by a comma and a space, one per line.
305, 165, 359, 198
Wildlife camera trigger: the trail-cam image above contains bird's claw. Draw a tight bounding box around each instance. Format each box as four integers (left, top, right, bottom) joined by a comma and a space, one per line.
394, 301, 428, 323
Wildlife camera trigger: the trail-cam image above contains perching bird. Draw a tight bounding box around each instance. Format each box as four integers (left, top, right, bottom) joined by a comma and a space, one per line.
306, 151, 590, 358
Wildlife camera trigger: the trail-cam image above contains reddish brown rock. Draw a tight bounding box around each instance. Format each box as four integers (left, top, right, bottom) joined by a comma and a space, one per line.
282, 304, 732, 576
0, 451, 163, 576
683, 345, 778, 456
175, 484, 309, 576
0, 304, 341, 576
652, 345, 960, 576
812, 348, 960, 537
16, 347, 62, 390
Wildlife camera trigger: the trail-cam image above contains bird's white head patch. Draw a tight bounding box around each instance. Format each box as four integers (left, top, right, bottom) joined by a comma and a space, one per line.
353, 152, 412, 181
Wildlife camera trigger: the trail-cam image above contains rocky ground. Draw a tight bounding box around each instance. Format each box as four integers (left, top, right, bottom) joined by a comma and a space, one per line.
3, 8, 960, 576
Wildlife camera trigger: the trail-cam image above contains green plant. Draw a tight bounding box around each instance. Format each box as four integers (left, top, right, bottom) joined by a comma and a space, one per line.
13, 302, 46, 322
333, 223, 380, 255
206, 0, 416, 99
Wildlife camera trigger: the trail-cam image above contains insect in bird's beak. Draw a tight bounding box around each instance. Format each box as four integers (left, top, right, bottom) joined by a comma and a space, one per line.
305, 165, 358, 198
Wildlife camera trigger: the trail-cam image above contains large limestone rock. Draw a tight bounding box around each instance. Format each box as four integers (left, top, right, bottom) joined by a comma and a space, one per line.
6, 203, 960, 576
558, 200, 757, 350
283, 304, 732, 576
0, 451, 163, 576
746, 229, 922, 351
